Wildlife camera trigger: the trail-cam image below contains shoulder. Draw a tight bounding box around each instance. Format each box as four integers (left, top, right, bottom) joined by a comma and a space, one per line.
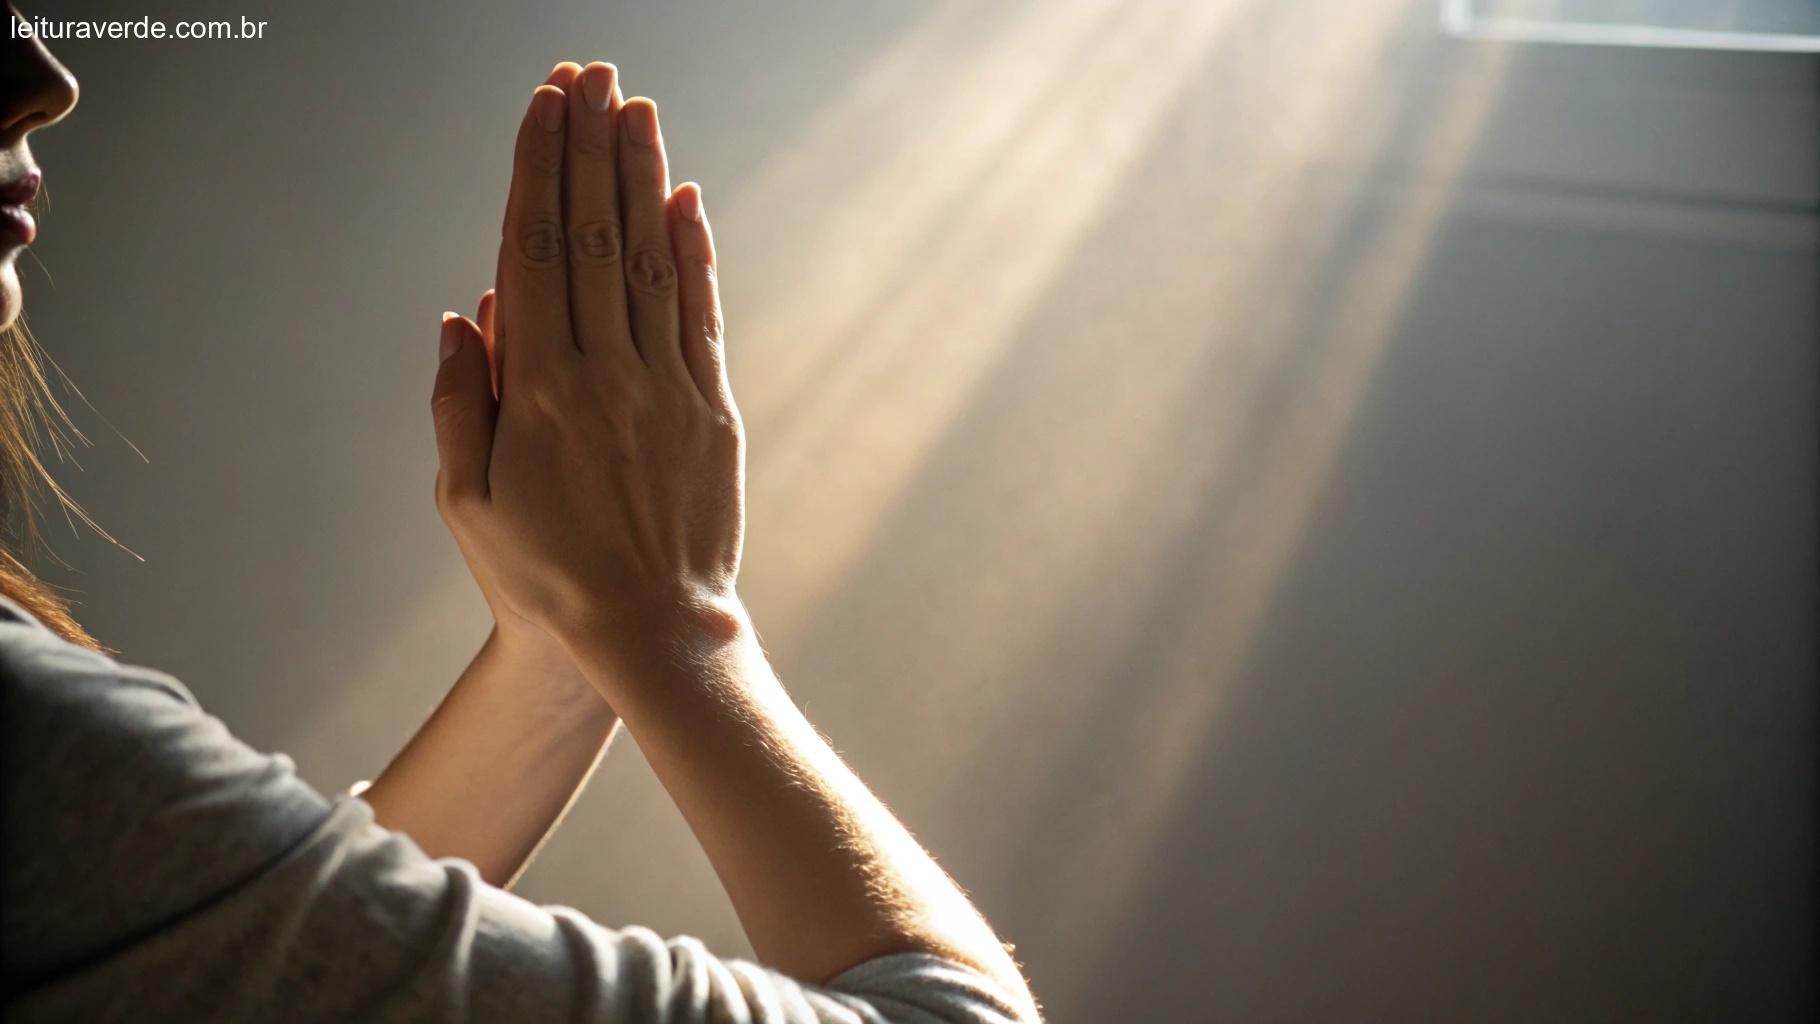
0, 593, 317, 819
0, 594, 230, 800
2, 593, 333, 990
0, 594, 201, 721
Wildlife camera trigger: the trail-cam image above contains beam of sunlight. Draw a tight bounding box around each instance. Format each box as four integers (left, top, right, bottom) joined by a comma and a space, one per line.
1039, 30, 1522, 983
753, 0, 1498, 971
876, 0, 1446, 792
719, 0, 1132, 408
728, 0, 1254, 645
681, 3, 1507, 987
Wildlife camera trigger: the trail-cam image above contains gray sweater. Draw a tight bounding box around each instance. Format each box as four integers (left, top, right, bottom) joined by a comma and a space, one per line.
0, 597, 1026, 1022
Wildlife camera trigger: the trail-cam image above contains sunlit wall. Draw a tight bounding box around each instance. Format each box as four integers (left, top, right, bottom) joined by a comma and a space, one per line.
27, 0, 1817, 1018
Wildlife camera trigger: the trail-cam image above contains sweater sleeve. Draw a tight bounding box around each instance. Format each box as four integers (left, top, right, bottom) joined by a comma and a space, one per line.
0, 611, 1030, 1023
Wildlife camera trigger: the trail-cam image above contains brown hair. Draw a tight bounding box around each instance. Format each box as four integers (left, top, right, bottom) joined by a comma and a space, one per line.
0, 317, 102, 649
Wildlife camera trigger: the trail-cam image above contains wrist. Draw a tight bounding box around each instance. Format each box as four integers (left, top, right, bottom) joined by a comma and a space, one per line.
484, 624, 617, 726
559, 588, 758, 703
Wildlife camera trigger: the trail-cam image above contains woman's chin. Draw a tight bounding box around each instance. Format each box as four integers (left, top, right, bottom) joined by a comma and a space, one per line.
0, 258, 20, 330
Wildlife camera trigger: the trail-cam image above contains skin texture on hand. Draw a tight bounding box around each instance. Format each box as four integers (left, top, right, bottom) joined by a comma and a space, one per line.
431, 60, 745, 689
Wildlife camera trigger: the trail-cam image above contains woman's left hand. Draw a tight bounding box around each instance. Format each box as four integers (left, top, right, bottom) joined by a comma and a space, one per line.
447, 282, 600, 712
435, 61, 616, 712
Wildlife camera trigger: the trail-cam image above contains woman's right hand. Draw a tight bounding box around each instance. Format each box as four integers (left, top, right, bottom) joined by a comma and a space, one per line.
430, 61, 747, 691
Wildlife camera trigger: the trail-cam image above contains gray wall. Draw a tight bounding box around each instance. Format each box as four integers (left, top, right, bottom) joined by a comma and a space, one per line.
23, 1, 1815, 1019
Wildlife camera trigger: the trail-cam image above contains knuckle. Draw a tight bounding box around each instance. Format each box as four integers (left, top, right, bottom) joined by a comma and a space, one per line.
701, 304, 725, 344
626, 246, 679, 296
711, 409, 744, 446
572, 128, 614, 159
433, 472, 471, 517
430, 387, 467, 423
516, 219, 565, 267
569, 219, 624, 266
523, 381, 569, 420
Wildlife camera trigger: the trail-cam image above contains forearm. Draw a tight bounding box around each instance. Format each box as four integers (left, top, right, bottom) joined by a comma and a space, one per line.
572, 601, 1035, 1015
364, 628, 619, 887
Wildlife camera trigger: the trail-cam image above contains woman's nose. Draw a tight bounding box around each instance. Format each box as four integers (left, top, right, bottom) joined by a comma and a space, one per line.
0, 39, 78, 139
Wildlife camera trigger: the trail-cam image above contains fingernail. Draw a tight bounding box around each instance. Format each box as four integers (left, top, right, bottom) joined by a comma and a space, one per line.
627, 101, 657, 145
582, 64, 613, 112
676, 184, 703, 222
533, 88, 564, 132
439, 314, 462, 362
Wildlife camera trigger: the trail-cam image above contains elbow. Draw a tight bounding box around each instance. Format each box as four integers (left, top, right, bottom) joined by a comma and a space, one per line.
843, 951, 1042, 1024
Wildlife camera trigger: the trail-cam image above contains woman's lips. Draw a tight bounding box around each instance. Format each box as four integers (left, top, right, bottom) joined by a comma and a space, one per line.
0, 171, 41, 247
0, 204, 34, 246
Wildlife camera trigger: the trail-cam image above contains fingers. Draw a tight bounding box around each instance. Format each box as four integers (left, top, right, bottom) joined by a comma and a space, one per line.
667, 183, 732, 413
476, 287, 496, 347
496, 83, 577, 391
432, 314, 497, 509
544, 61, 580, 92
476, 288, 498, 397
563, 62, 638, 370
617, 98, 689, 383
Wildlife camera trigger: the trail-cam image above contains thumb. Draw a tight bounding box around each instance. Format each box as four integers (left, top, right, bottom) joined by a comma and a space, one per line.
431, 312, 496, 509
